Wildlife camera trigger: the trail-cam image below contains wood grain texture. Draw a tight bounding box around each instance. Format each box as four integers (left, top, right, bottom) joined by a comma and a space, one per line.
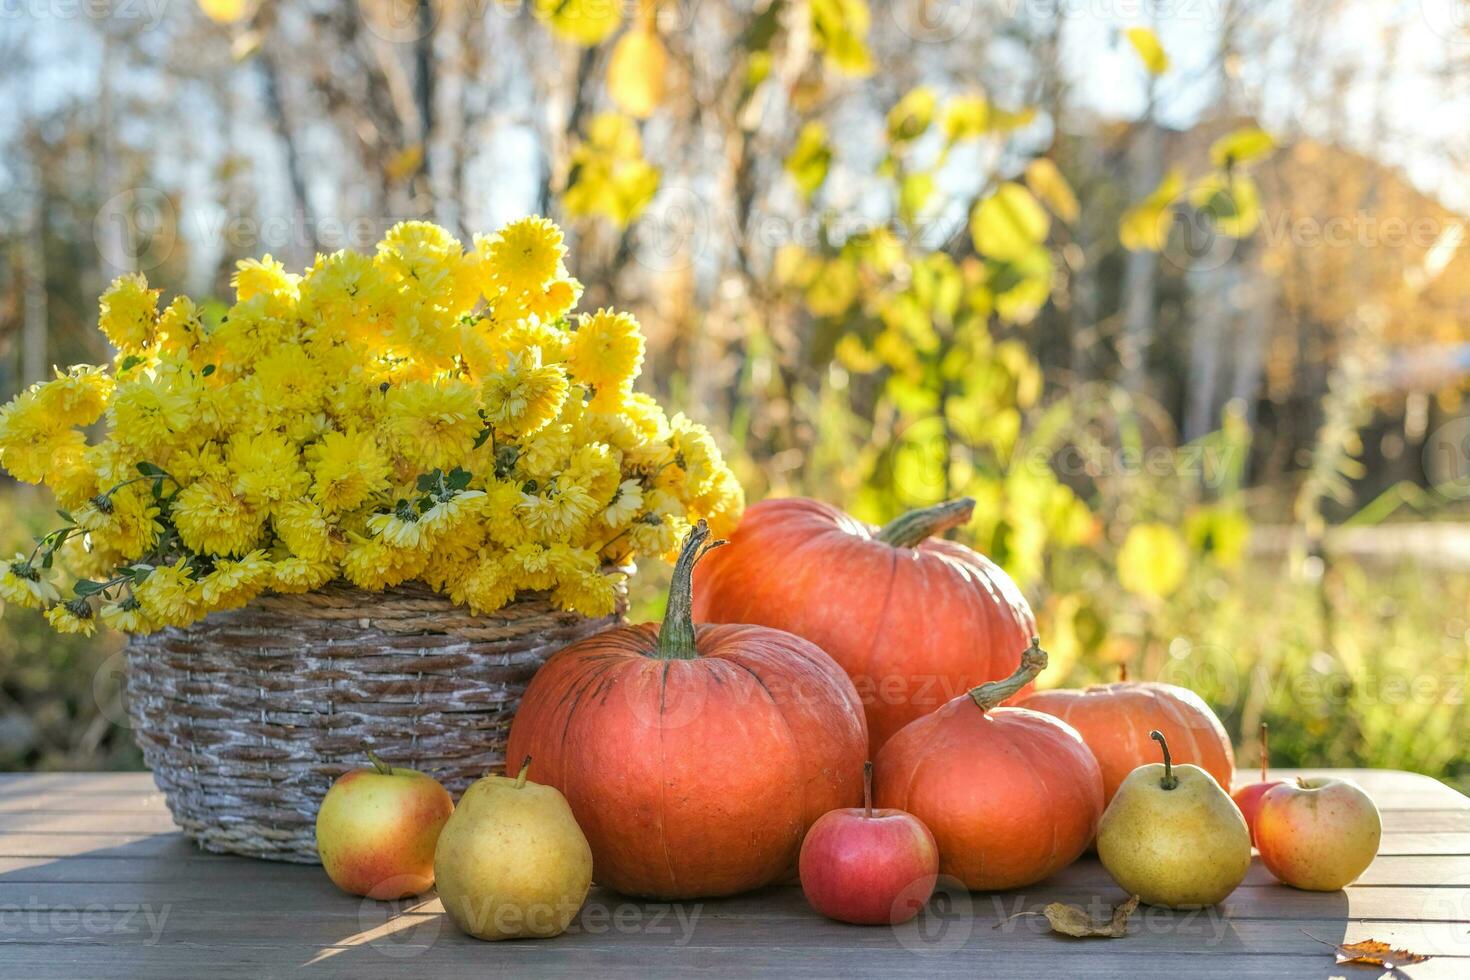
0, 769, 1463, 979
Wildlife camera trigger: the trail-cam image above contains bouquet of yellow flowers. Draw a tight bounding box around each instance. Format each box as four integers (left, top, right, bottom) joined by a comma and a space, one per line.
0, 218, 742, 637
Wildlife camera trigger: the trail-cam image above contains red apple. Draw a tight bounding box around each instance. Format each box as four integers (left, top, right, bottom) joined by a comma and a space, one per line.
799, 763, 938, 925
1256, 776, 1381, 891
315, 752, 455, 900
1231, 722, 1283, 845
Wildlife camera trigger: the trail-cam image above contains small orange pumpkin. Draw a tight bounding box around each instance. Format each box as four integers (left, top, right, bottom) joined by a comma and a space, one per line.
692, 496, 1036, 753
1017, 673, 1235, 805
506, 522, 868, 900
873, 640, 1104, 891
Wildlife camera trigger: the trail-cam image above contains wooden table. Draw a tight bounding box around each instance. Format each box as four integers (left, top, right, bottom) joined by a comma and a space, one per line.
0, 769, 1466, 978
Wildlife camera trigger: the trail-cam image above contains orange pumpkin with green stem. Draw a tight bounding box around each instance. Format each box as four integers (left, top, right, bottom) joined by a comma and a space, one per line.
506, 521, 868, 899
873, 640, 1104, 891
691, 496, 1036, 753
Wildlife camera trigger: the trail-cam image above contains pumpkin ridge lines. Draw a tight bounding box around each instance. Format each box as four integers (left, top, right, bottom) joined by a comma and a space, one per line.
654, 684, 680, 897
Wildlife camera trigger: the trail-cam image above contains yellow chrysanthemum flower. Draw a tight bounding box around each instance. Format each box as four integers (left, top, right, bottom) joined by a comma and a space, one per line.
0, 555, 61, 609
135, 560, 199, 628
486, 216, 565, 294
98, 273, 160, 352
48, 601, 98, 637
101, 599, 154, 634
108, 375, 196, 455
385, 380, 483, 472
34, 366, 113, 428
568, 309, 645, 394
308, 428, 391, 515
481, 353, 568, 438
199, 551, 273, 611
232, 256, 299, 307
227, 432, 309, 508
172, 477, 265, 557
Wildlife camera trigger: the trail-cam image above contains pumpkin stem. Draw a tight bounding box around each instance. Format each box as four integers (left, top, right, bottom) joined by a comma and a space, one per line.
514, 755, 532, 789
654, 520, 725, 661
863, 761, 873, 819
1151, 730, 1178, 790
366, 750, 392, 776
967, 637, 1047, 710
875, 498, 976, 548
1259, 722, 1269, 784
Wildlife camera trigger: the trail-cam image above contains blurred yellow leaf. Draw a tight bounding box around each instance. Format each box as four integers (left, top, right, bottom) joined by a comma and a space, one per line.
1185, 506, 1251, 567
991, 245, 1054, 324
943, 93, 989, 142
899, 171, 936, 223
971, 183, 1050, 262
805, 258, 858, 316
774, 244, 820, 287
1190, 172, 1262, 238
199, 0, 250, 22
385, 144, 423, 184
564, 114, 660, 227
810, 0, 873, 76
1125, 26, 1170, 75
887, 87, 937, 145
607, 24, 668, 119
1209, 127, 1275, 169
534, 0, 622, 45
1118, 523, 1188, 599
834, 334, 883, 374
1119, 168, 1184, 252
989, 106, 1038, 133
785, 122, 832, 200
1025, 158, 1080, 224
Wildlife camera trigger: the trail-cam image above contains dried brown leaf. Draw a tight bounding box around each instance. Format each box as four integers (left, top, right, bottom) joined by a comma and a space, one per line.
1303, 932, 1431, 969
999, 895, 1140, 938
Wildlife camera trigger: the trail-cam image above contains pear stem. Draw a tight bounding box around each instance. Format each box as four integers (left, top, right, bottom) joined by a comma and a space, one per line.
875, 498, 975, 548
1151, 730, 1178, 790
1260, 722, 1270, 784
514, 755, 532, 789
863, 761, 873, 820
653, 520, 725, 660
968, 638, 1047, 710
366, 750, 392, 776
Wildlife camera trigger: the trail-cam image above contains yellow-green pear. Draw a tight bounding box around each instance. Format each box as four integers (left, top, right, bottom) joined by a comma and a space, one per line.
1097, 730, 1251, 908
433, 756, 593, 941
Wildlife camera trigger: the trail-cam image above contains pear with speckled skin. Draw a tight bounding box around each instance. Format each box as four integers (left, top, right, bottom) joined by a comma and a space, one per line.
433, 757, 593, 941
1097, 730, 1251, 909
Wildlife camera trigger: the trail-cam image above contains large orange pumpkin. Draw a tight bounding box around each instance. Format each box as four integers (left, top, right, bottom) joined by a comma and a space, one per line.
873, 640, 1104, 891
506, 522, 868, 900
1017, 677, 1234, 805
691, 496, 1036, 753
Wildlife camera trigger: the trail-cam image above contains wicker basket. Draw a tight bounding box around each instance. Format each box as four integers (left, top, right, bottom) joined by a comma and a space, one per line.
125, 581, 624, 863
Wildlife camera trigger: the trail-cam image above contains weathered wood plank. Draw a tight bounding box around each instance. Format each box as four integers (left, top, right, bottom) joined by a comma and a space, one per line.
0, 879, 1466, 924
5, 852, 1468, 889
0, 907, 1467, 959
0, 943, 1457, 980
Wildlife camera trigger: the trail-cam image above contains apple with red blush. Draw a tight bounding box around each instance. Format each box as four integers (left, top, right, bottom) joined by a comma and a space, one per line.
799, 763, 938, 925
315, 751, 455, 900
1231, 722, 1283, 846
1255, 776, 1381, 891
